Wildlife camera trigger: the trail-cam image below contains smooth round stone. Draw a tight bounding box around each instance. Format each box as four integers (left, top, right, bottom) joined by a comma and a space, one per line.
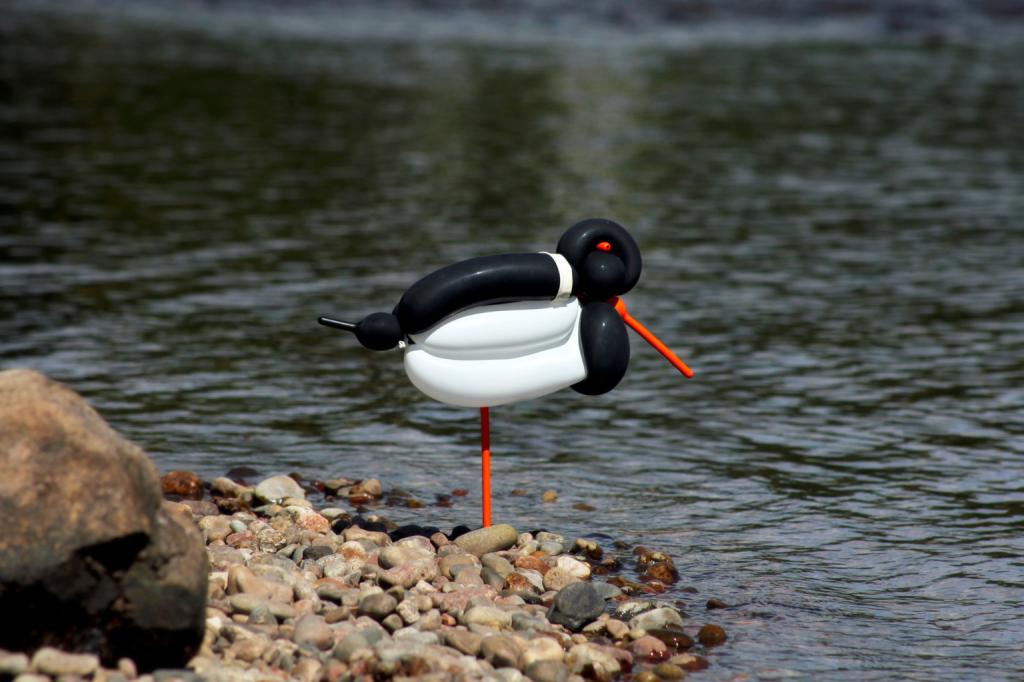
461, 605, 512, 629
452, 564, 485, 585
351, 478, 383, 498
382, 613, 404, 632
254, 475, 305, 504
0, 652, 28, 677
535, 532, 565, 545
537, 541, 564, 556
593, 582, 622, 600
698, 623, 727, 647
482, 553, 516, 578
633, 672, 660, 682
358, 592, 398, 620
380, 544, 432, 569
320, 507, 348, 520
198, 516, 232, 543
521, 636, 564, 667
647, 628, 694, 650
482, 566, 507, 590
396, 599, 420, 625
30, 648, 99, 677
392, 627, 439, 646
117, 658, 138, 679
247, 604, 277, 626
524, 660, 569, 682
228, 593, 280, 616
333, 633, 371, 662
542, 567, 579, 592
668, 653, 710, 671
547, 582, 605, 632
614, 599, 656, 620
566, 643, 620, 677
454, 524, 519, 557
211, 476, 247, 498
628, 607, 684, 632
440, 553, 479, 579
631, 634, 669, 660
379, 560, 439, 589
555, 556, 590, 579
445, 629, 483, 656
481, 635, 522, 668
511, 612, 546, 632
160, 470, 203, 500
605, 619, 629, 640
419, 609, 442, 631
293, 614, 333, 650
514, 555, 549, 575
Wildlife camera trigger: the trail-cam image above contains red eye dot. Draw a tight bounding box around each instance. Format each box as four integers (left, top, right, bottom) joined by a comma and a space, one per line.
596, 241, 612, 252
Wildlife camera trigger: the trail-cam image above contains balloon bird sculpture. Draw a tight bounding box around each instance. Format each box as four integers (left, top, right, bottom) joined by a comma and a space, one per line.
319, 219, 693, 526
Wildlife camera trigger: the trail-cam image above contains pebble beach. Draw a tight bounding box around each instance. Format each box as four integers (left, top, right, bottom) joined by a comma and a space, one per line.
2, 469, 728, 682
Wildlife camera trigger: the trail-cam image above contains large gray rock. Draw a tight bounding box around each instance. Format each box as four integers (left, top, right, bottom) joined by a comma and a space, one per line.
547, 582, 605, 631
0, 369, 207, 670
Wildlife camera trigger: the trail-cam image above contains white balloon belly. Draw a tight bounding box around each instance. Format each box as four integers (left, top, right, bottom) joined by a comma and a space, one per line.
403, 298, 585, 408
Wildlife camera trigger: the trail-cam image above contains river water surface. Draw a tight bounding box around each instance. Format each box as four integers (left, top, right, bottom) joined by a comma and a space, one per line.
2, 3, 1023, 679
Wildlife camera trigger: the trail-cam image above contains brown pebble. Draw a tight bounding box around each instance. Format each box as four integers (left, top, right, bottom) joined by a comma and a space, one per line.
653, 662, 685, 679
706, 598, 728, 610
161, 470, 204, 500
510, 488, 528, 496
323, 606, 351, 623
572, 502, 596, 511
643, 561, 680, 584
225, 532, 255, 549
451, 488, 469, 497
634, 672, 660, 682
514, 555, 549, 575
503, 572, 536, 593
698, 623, 727, 647
647, 628, 694, 651
404, 498, 424, 509
541, 490, 558, 502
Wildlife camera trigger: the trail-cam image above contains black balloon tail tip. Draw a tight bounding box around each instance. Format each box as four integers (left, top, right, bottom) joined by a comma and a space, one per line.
318, 316, 357, 332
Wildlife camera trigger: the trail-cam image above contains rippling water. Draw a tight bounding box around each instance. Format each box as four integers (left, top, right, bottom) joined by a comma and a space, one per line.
2, 3, 1023, 679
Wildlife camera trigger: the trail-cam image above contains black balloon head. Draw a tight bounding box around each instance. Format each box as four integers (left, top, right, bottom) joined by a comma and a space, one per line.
556, 218, 642, 301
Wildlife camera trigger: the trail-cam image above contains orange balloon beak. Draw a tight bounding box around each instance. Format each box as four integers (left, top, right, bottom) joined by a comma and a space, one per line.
611, 297, 694, 378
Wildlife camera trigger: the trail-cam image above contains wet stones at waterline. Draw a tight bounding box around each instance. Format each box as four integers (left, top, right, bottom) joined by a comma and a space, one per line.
189, 482, 723, 681
0, 371, 730, 680
0, 369, 207, 670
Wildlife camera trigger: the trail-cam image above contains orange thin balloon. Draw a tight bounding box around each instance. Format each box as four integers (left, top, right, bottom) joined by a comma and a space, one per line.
611, 297, 694, 378
480, 407, 491, 528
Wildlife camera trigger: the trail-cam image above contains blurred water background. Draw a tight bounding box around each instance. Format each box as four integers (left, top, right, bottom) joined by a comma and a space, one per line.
2, 1, 1023, 679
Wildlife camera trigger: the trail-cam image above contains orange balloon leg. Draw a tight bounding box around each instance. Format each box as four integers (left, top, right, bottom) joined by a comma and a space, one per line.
611, 297, 694, 378
480, 406, 491, 528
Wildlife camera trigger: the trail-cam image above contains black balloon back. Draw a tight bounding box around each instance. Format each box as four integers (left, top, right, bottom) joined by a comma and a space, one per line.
556, 218, 642, 300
